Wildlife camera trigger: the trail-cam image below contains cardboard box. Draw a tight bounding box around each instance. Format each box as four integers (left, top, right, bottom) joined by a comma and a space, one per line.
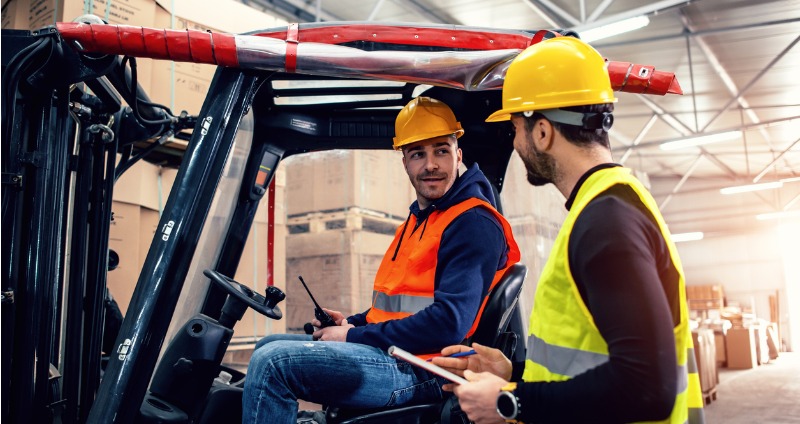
114, 156, 162, 210
138, 208, 161, 264
4, 0, 155, 30
160, 167, 179, 200
686, 284, 725, 301
234, 222, 287, 339
285, 150, 413, 218
148, 0, 287, 115
714, 332, 727, 365
2, 0, 30, 29
107, 201, 142, 314
149, 2, 221, 117
691, 329, 718, 394
284, 229, 393, 332
154, 0, 285, 34
726, 327, 758, 369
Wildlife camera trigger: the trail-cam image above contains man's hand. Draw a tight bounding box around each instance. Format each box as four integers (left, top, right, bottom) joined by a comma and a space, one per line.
311, 308, 348, 327
431, 342, 512, 391
313, 322, 354, 342
453, 370, 508, 424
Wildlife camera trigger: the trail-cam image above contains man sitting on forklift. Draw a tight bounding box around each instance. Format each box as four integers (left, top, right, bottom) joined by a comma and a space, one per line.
242, 97, 520, 424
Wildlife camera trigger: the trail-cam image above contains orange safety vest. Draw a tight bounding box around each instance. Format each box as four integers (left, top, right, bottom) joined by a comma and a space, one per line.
366, 197, 520, 352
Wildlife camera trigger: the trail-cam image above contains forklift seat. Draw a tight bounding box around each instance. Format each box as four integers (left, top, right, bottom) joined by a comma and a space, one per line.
325, 263, 528, 424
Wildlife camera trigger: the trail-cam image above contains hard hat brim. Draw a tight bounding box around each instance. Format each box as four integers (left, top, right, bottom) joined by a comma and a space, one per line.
485, 98, 618, 123
393, 128, 464, 150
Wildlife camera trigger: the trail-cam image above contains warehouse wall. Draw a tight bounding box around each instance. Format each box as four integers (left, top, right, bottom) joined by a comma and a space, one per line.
652, 176, 800, 351
675, 228, 798, 351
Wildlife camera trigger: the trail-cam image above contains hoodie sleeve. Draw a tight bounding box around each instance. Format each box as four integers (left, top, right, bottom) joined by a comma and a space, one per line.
345, 207, 507, 353
346, 310, 369, 327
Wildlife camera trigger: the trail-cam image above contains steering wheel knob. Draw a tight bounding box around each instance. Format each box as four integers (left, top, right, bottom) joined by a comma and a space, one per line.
264, 286, 286, 309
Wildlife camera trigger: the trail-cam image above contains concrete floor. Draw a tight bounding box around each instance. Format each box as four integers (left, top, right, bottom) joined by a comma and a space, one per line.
704, 352, 800, 423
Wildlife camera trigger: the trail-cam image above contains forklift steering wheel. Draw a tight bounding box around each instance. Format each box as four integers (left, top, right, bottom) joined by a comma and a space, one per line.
203, 269, 284, 320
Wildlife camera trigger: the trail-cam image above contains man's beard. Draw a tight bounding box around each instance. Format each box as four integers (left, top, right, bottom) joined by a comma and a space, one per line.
412, 170, 452, 203
521, 133, 557, 187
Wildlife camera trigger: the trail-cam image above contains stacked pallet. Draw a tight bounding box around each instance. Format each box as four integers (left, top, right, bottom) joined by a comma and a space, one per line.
686, 284, 725, 311
692, 329, 718, 405
282, 151, 416, 333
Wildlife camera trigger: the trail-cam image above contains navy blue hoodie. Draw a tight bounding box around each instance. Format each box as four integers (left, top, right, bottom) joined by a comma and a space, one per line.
345, 163, 510, 354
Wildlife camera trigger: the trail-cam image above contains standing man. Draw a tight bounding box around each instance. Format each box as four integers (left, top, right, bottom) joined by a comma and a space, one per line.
433, 37, 704, 423
243, 97, 520, 424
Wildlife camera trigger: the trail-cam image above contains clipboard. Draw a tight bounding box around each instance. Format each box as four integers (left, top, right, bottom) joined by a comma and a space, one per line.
388, 345, 469, 385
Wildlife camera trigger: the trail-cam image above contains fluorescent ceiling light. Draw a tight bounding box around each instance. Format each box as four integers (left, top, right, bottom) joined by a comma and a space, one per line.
756, 210, 800, 221
580, 16, 650, 43
720, 181, 783, 195
659, 130, 742, 151
781, 176, 800, 183
671, 232, 704, 243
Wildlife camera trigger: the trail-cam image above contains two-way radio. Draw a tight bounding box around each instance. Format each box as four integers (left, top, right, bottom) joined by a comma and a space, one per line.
298, 276, 337, 335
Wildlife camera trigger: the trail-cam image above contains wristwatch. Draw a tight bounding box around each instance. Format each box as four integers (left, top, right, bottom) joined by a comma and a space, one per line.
496, 382, 523, 423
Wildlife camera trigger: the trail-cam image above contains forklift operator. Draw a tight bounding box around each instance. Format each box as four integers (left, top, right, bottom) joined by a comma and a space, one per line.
243, 97, 520, 423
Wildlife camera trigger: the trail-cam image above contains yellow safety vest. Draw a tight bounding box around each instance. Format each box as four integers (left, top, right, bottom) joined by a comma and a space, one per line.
523, 167, 704, 424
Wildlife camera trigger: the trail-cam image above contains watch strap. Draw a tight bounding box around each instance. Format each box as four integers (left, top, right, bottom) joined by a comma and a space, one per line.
496, 382, 523, 423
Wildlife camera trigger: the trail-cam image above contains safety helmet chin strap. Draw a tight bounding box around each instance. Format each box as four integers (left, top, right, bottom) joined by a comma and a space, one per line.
523, 108, 614, 132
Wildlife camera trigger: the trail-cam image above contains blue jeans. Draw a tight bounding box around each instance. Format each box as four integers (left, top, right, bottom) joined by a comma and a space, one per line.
243, 333, 446, 424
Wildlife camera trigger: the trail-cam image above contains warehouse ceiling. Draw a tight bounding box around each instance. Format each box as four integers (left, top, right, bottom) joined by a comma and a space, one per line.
238, 0, 800, 233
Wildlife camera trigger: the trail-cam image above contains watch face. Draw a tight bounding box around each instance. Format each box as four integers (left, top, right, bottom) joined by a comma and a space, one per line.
497, 391, 518, 419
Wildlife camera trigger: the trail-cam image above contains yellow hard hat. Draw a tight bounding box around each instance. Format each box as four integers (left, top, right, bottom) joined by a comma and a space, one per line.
486, 37, 617, 122
393, 97, 464, 150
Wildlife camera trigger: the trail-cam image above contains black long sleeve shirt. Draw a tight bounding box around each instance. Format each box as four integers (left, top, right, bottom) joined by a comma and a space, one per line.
515, 164, 680, 423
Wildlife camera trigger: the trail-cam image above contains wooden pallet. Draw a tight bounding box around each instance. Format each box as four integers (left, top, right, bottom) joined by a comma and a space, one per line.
287, 207, 404, 235
703, 387, 718, 405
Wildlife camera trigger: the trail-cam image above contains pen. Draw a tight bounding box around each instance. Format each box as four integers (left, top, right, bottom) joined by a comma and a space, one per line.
449, 349, 477, 358
427, 349, 477, 361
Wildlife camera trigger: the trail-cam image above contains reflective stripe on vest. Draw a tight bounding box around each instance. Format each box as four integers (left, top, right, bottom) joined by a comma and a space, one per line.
366, 197, 521, 348
371, 291, 433, 315
525, 334, 690, 395
526, 333, 608, 378
523, 167, 704, 424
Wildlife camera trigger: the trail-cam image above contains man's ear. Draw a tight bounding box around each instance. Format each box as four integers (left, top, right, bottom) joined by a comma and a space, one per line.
456, 147, 463, 164
533, 119, 555, 151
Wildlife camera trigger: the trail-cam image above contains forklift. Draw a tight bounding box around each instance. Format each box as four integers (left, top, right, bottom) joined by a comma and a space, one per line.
1, 19, 680, 423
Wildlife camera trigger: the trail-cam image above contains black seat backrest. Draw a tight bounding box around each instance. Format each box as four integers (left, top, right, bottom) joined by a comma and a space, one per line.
463, 263, 528, 349
325, 263, 528, 424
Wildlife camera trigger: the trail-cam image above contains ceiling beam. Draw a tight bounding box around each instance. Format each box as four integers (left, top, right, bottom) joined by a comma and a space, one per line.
611, 115, 800, 152
619, 114, 658, 165
753, 136, 800, 183
659, 154, 704, 210
533, 0, 580, 26
244, 0, 343, 22
587, 0, 615, 23
633, 94, 740, 179
571, 0, 690, 33
367, 0, 387, 20
595, 17, 800, 48
403, 0, 458, 24
635, 94, 692, 136
784, 192, 800, 211
520, 0, 561, 28
698, 148, 738, 177
699, 34, 800, 134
